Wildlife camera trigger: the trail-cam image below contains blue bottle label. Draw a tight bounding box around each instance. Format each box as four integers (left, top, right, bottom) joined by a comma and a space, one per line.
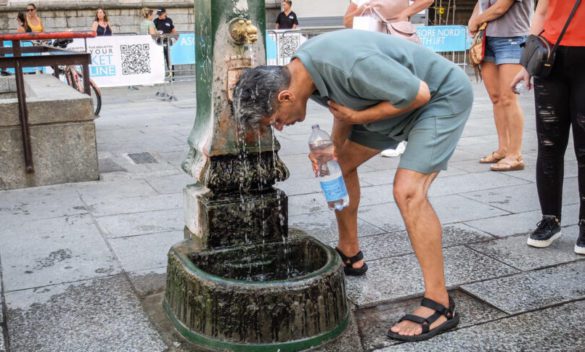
320, 176, 348, 202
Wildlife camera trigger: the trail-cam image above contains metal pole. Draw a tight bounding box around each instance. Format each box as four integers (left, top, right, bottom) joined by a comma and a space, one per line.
12, 40, 35, 173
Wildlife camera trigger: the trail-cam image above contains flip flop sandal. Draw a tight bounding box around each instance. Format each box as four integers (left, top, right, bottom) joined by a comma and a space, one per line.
490, 158, 525, 172
335, 247, 368, 276
479, 151, 505, 164
387, 296, 460, 342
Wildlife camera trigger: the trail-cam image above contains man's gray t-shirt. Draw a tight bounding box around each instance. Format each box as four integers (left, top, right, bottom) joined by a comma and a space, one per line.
292, 29, 471, 141
481, 0, 532, 37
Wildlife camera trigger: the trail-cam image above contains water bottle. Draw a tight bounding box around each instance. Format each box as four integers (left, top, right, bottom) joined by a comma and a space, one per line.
308, 124, 349, 211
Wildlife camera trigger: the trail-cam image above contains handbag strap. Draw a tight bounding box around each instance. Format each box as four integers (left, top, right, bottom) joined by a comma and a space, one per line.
550, 0, 581, 56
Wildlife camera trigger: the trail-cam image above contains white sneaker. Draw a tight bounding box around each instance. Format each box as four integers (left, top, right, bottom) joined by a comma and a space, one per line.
380, 141, 406, 158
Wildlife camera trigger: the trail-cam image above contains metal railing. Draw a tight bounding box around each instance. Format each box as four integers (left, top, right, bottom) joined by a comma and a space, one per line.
0, 31, 96, 173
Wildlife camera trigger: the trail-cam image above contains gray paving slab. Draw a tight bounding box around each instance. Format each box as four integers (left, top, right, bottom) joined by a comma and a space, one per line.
428, 172, 529, 197
1, 215, 120, 292
462, 177, 579, 214
358, 195, 510, 232
0, 335, 4, 352
346, 246, 518, 308
379, 299, 585, 352
127, 267, 167, 298
108, 230, 183, 272
5, 275, 167, 352
464, 203, 580, 238
348, 224, 493, 261
289, 210, 386, 244
357, 290, 508, 351
98, 157, 127, 173
462, 261, 585, 315
95, 208, 183, 239
146, 173, 194, 195
85, 192, 182, 217
0, 184, 86, 223
76, 178, 158, 204
469, 226, 584, 271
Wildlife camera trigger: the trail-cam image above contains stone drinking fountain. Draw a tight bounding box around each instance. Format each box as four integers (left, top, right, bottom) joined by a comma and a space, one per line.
163, 0, 349, 351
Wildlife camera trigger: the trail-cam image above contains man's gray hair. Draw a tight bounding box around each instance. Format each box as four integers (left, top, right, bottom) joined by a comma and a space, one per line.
233, 65, 291, 128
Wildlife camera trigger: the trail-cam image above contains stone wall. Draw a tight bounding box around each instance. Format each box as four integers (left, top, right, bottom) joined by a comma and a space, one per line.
0, 1, 281, 33
0, 75, 98, 190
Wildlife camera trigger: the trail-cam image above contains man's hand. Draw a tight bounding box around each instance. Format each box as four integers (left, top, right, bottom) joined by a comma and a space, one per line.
328, 100, 361, 124
308, 143, 336, 177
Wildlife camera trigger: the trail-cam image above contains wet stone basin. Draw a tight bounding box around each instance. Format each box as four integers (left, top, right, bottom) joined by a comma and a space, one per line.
164, 236, 349, 350
189, 237, 328, 282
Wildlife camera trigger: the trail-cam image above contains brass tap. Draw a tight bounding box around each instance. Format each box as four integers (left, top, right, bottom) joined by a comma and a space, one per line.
229, 18, 258, 45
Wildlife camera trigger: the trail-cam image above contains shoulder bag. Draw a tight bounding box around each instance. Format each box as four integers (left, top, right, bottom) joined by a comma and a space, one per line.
520, 0, 581, 78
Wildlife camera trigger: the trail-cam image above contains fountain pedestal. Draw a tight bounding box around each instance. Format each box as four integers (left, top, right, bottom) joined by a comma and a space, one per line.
164, 1, 349, 350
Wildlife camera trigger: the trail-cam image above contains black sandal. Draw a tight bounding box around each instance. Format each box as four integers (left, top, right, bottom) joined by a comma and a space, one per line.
335, 247, 368, 276
386, 296, 459, 342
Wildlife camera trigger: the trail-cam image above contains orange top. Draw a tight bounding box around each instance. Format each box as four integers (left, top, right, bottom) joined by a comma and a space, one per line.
542, 0, 585, 46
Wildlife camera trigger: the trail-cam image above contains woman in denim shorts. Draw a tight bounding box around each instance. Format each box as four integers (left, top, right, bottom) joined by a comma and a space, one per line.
468, 0, 533, 171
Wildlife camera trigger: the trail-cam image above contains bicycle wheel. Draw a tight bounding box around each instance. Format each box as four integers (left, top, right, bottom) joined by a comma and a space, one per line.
90, 82, 102, 116
69, 69, 101, 116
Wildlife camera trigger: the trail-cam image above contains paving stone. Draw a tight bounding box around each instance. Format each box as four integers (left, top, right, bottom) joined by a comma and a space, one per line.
461, 177, 579, 214
289, 210, 386, 244
358, 169, 396, 187
127, 267, 167, 298
357, 291, 508, 351
95, 208, 183, 238
108, 230, 183, 272
462, 261, 585, 315
349, 224, 493, 261
85, 192, 182, 217
0, 184, 86, 223
428, 172, 529, 197
346, 246, 518, 308
464, 204, 580, 238
0, 215, 120, 292
98, 157, 127, 173
146, 173, 194, 194
468, 227, 584, 271
378, 300, 585, 352
5, 275, 167, 352
358, 195, 509, 232
76, 179, 158, 205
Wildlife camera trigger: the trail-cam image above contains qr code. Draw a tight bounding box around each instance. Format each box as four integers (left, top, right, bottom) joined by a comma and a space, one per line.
120, 44, 151, 75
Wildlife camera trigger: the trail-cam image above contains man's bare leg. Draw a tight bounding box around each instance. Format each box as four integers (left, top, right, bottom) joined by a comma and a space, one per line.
334, 139, 380, 269
389, 168, 450, 336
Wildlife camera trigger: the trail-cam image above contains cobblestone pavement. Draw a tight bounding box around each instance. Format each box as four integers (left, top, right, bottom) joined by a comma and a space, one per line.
0, 79, 583, 352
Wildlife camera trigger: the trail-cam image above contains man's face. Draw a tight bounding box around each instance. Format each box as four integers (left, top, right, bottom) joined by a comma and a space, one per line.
159, 12, 167, 20
282, 1, 291, 11
261, 99, 306, 131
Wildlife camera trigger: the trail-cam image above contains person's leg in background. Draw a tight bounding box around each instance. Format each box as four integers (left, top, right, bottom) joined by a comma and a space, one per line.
567, 46, 585, 254
480, 60, 509, 164
490, 62, 525, 171
527, 51, 571, 249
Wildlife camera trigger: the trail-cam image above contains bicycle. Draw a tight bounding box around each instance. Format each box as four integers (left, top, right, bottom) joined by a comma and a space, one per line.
50, 39, 102, 116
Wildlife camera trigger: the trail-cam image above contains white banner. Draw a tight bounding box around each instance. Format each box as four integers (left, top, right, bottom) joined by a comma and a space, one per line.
67, 35, 165, 88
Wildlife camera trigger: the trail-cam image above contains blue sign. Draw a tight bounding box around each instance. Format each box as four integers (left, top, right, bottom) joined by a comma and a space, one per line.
170, 33, 196, 65
416, 25, 470, 52
2, 40, 43, 74
266, 34, 277, 62
169, 32, 279, 65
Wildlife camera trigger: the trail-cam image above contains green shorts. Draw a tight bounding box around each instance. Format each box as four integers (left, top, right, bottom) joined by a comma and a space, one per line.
349, 95, 472, 174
